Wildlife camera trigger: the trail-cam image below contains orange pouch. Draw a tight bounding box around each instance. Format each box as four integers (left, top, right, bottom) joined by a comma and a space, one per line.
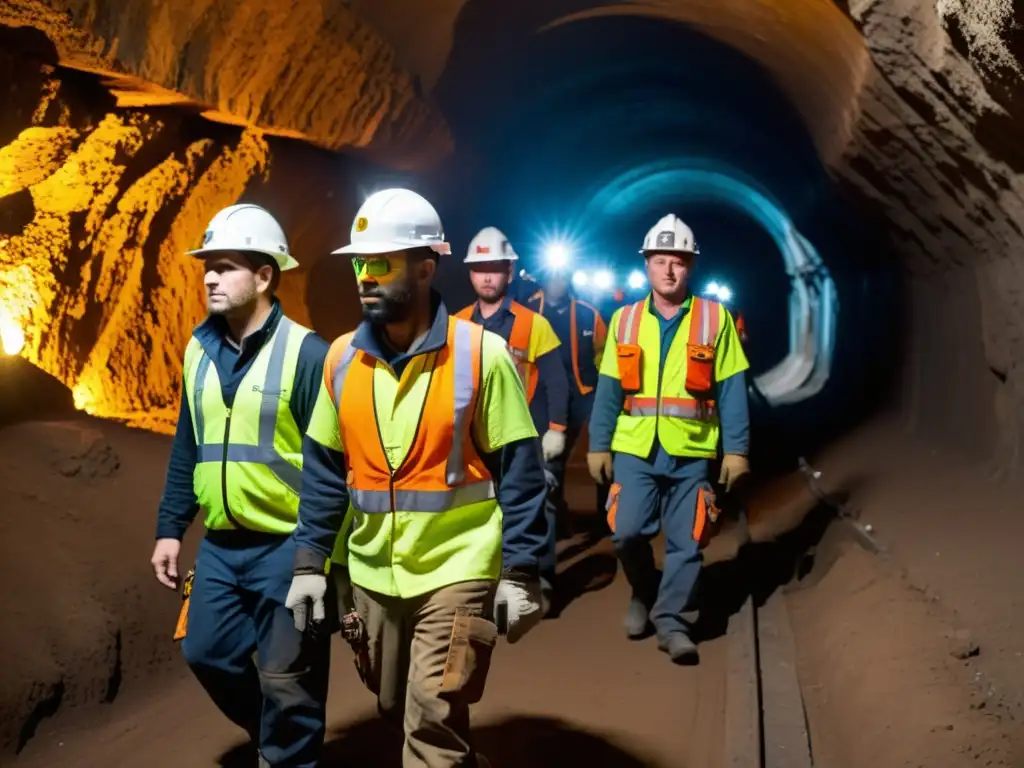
616, 344, 642, 393
606, 482, 622, 534
685, 343, 715, 396
692, 486, 719, 548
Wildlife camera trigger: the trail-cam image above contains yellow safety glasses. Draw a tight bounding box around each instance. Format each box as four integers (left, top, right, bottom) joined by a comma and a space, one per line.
351, 257, 392, 278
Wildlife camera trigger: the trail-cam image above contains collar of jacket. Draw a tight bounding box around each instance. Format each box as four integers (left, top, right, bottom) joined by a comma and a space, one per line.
351, 289, 451, 363
193, 297, 283, 353
645, 291, 692, 317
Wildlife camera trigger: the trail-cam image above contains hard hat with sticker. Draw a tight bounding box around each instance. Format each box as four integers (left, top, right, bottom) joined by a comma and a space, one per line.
355, 217, 369, 233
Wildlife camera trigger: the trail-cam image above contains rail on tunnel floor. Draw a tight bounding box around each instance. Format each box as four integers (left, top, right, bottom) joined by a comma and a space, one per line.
707, 473, 884, 768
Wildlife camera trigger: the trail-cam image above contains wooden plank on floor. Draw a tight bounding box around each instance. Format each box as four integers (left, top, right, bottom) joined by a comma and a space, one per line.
724, 595, 761, 768
758, 591, 813, 768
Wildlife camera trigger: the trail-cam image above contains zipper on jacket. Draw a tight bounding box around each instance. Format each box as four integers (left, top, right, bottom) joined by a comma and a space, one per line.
220, 407, 245, 530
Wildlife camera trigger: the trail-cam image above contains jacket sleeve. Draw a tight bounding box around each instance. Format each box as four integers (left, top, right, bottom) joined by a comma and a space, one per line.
588, 373, 623, 452
472, 331, 547, 573
480, 439, 549, 573
716, 370, 750, 456
293, 356, 352, 573
155, 385, 201, 540
289, 333, 331, 434
713, 306, 751, 456
293, 436, 351, 571
536, 349, 569, 431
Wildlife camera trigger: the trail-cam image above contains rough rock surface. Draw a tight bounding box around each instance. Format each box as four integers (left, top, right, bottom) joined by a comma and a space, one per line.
0, 0, 452, 166
839, 0, 1024, 472
0, 44, 363, 433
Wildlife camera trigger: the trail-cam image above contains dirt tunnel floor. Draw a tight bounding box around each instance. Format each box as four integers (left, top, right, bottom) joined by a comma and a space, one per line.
15, 534, 728, 768
4, 414, 1024, 767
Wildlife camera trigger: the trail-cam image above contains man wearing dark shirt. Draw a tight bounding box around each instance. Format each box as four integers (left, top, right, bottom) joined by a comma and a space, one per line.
150, 204, 331, 768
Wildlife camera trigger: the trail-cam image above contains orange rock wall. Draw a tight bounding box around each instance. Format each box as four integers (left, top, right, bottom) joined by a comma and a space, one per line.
0, 48, 363, 433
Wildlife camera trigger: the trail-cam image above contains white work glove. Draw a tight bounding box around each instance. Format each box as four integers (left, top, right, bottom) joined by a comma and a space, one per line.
541, 429, 566, 462
285, 573, 327, 633
495, 576, 545, 644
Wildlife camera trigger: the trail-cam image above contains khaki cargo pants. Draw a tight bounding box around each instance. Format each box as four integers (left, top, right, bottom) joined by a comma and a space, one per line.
350, 580, 498, 768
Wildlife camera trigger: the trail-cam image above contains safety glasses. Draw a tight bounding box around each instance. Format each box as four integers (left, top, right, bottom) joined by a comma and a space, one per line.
351, 256, 393, 278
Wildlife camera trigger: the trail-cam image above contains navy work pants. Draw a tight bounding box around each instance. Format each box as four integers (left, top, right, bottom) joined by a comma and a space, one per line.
539, 391, 609, 581
609, 448, 708, 637
181, 531, 331, 767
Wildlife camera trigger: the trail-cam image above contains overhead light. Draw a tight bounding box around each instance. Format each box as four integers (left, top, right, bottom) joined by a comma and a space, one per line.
593, 270, 614, 291
544, 243, 571, 271
572, 270, 590, 287
627, 270, 646, 290
717, 286, 733, 302
705, 281, 721, 297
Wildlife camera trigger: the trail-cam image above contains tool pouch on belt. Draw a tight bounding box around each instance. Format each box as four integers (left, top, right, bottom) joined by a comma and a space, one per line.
691, 485, 720, 549
685, 343, 715, 398
173, 568, 195, 642
616, 344, 642, 393
440, 606, 498, 705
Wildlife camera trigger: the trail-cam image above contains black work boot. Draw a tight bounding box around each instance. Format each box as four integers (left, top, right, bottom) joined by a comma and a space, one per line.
624, 596, 654, 639
658, 632, 699, 665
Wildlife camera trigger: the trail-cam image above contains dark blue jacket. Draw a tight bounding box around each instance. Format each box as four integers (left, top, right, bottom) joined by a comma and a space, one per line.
156, 300, 330, 540
526, 290, 607, 397
293, 293, 549, 575
589, 296, 750, 456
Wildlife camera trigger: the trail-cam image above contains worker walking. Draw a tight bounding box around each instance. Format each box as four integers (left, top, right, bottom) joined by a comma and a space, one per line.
454, 226, 570, 606
150, 204, 332, 767
587, 214, 750, 664
526, 269, 609, 539
284, 190, 548, 768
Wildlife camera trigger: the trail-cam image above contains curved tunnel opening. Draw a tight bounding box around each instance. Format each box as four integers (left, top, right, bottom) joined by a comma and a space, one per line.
421, 11, 898, 469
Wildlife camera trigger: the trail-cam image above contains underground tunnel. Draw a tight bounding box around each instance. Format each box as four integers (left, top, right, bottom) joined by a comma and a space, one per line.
1, 1, 1023, 766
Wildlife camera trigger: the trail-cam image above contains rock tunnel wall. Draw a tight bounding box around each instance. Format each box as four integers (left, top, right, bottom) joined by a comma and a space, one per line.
0, 0, 1022, 465
0, 43, 364, 434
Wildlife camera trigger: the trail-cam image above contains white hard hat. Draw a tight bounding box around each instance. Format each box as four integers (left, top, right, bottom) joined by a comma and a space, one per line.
464, 226, 519, 264
333, 188, 451, 256
187, 204, 299, 271
640, 214, 700, 256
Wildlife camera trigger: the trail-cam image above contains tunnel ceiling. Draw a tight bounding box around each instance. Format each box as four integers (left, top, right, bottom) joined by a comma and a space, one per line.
1, 0, 1024, 463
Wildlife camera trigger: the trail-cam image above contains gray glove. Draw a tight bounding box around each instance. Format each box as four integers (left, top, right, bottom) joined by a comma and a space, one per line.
285, 573, 327, 632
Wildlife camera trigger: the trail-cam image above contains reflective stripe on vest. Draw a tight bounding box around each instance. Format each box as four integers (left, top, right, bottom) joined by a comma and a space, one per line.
192, 317, 304, 494
329, 318, 494, 514
614, 297, 719, 421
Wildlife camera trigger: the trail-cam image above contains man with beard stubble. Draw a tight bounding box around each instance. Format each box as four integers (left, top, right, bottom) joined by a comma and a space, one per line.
151, 204, 332, 767
284, 189, 549, 767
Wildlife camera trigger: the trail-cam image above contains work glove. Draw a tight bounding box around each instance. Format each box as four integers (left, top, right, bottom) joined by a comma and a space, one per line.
719, 453, 750, 493
494, 576, 545, 644
285, 573, 328, 633
541, 429, 566, 462
587, 451, 613, 485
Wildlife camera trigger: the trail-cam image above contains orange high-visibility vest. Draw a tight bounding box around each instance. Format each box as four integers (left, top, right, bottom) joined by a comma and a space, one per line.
615, 295, 721, 421
327, 318, 494, 515
455, 300, 538, 402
